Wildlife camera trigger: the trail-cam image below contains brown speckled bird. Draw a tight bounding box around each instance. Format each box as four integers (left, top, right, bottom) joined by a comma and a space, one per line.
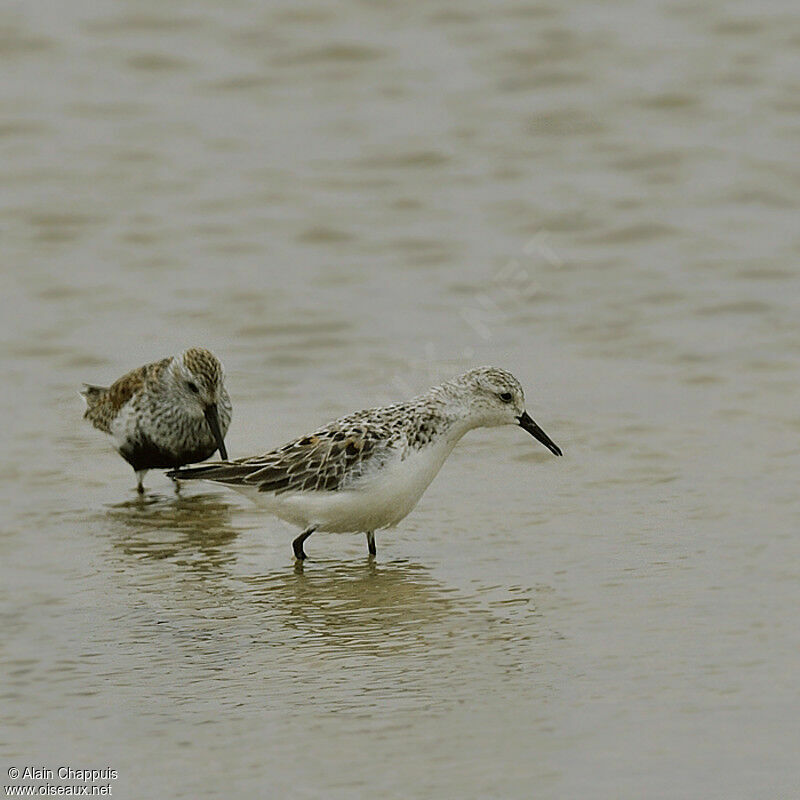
81, 348, 232, 493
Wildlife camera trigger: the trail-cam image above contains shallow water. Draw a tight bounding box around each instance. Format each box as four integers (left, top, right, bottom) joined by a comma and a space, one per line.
2, 1, 799, 797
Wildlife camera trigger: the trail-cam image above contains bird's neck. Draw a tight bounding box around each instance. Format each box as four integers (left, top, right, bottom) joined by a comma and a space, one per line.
411, 389, 476, 445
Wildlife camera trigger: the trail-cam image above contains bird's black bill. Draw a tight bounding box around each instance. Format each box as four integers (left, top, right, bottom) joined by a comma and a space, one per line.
517, 411, 562, 456
204, 404, 228, 460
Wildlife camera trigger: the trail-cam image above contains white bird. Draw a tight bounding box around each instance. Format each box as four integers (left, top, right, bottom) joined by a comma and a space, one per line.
170, 366, 561, 560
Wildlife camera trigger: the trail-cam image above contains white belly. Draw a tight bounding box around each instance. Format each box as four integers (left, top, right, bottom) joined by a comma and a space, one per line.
238, 438, 458, 533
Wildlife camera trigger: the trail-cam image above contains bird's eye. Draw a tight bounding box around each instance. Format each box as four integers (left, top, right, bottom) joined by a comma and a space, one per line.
187, 382, 199, 394
499, 392, 513, 403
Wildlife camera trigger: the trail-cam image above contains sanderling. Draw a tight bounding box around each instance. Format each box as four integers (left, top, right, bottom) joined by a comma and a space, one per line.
170, 366, 561, 560
81, 347, 232, 493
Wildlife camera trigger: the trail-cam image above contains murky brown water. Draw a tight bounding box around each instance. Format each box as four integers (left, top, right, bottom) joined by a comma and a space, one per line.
2, 1, 799, 797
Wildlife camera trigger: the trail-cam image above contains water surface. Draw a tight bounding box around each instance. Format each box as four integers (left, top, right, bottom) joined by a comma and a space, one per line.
2, 1, 799, 797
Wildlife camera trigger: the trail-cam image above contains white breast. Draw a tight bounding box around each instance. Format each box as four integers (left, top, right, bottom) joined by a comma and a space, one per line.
109, 400, 139, 450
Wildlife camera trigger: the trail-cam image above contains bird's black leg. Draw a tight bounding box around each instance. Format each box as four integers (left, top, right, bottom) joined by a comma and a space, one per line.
366, 530, 376, 558
293, 527, 316, 560
135, 470, 147, 495
171, 469, 182, 495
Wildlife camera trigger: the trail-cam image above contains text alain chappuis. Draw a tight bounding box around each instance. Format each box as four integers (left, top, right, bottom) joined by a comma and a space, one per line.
5, 767, 118, 797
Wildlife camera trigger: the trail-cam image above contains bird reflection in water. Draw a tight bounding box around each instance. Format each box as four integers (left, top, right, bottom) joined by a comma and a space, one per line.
105, 491, 238, 575
243, 559, 464, 660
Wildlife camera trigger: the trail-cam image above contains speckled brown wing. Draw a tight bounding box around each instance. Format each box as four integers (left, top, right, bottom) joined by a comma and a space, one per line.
82, 357, 170, 433
170, 415, 402, 493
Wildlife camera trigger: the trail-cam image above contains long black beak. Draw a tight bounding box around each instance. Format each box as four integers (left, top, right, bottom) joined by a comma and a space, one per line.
517, 411, 562, 456
204, 404, 228, 460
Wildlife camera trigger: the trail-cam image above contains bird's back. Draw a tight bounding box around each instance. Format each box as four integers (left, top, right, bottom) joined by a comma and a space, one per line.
81, 358, 170, 433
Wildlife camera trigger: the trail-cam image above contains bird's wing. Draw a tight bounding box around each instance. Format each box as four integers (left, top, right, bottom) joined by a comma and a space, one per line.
170, 413, 404, 494
82, 357, 171, 433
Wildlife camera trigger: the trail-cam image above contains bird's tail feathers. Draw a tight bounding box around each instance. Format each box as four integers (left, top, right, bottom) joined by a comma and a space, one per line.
79, 384, 108, 407
168, 462, 245, 483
